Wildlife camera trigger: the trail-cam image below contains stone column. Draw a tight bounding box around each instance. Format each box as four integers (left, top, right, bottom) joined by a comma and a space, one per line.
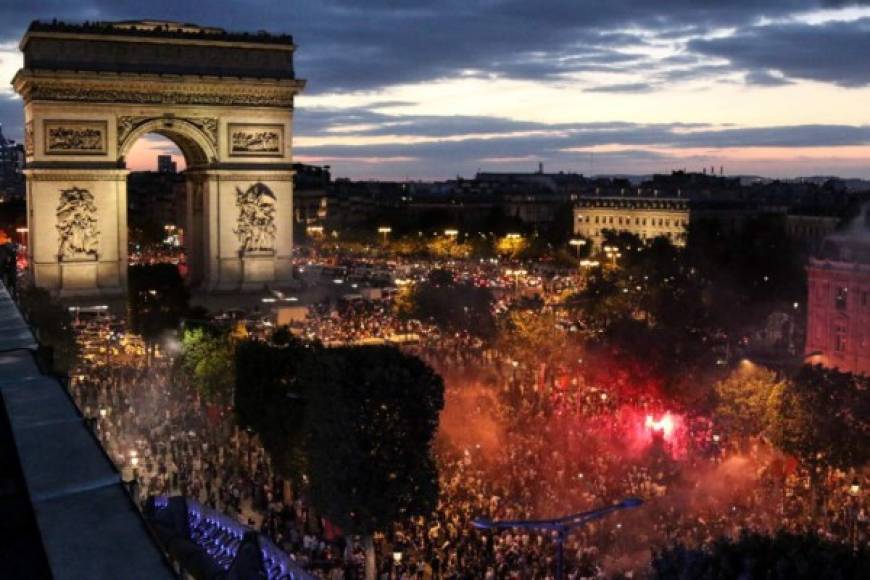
24, 168, 129, 297
201, 170, 294, 292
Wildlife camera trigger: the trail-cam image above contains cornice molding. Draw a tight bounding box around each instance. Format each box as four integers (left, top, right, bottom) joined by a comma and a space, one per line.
14, 73, 302, 108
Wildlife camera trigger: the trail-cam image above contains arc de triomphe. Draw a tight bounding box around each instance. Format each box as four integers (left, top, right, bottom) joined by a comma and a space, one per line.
12, 20, 305, 295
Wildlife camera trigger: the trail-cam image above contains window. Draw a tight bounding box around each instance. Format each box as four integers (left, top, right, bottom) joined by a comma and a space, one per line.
835, 287, 847, 311
834, 322, 847, 352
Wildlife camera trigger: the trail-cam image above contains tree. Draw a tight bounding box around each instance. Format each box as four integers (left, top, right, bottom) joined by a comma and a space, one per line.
714, 363, 785, 439
302, 346, 444, 579
498, 308, 567, 364
234, 341, 444, 579
397, 269, 496, 339
128, 264, 190, 353
686, 215, 806, 335
234, 339, 310, 480
426, 235, 472, 259
176, 327, 234, 405
495, 233, 529, 258
18, 286, 79, 373
651, 531, 869, 579
768, 365, 870, 488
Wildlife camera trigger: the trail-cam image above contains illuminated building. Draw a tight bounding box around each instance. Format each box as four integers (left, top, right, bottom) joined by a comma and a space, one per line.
805, 206, 870, 375
572, 193, 767, 248
0, 124, 25, 201
573, 196, 691, 247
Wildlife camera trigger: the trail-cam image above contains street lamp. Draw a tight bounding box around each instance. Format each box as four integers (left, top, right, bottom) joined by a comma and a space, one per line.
505, 268, 527, 293
377, 226, 392, 243
472, 498, 643, 580
444, 228, 459, 237
603, 245, 621, 266
568, 238, 587, 259
15, 227, 28, 249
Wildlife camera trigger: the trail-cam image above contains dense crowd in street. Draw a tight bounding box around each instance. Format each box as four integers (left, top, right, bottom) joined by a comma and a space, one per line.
65, 256, 868, 579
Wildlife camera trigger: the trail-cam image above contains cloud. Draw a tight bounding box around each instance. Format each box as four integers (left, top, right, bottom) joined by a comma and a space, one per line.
0, 92, 24, 139
2, 2, 870, 178
584, 82, 654, 94
294, 109, 870, 179
690, 17, 870, 87
0, 1, 842, 94
744, 70, 793, 87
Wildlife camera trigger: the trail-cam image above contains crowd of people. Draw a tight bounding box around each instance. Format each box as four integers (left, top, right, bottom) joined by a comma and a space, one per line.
63, 255, 867, 579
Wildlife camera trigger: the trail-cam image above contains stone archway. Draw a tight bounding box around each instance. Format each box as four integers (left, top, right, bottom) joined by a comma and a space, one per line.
12, 20, 305, 296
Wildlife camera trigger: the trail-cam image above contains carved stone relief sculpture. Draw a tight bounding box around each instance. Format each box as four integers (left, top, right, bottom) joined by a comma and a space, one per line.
228, 124, 283, 156
56, 187, 99, 260
44, 120, 107, 155
234, 183, 276, 255
117, 116, 153, 146
117, 115, 219, 149
24, 121, 34, 156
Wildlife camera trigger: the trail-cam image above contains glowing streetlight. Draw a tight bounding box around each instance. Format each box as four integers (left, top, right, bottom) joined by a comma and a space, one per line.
505, 268, 527, 294
444, 228, 459, 237
306, 225, 324, 236
568, 238, 587, 258
603, 245, 621, 266
377, 226, 392, 243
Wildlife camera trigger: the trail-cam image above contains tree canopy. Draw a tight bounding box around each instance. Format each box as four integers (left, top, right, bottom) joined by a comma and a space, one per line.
396, 268, 496, 339
768, 364, 870, 472
18, 286, 79, 373
128, 263, 190, 345
176, 327, 234, 405
714, 364, 785, 439
234, 341, 445, 538
302, 345, 444, 536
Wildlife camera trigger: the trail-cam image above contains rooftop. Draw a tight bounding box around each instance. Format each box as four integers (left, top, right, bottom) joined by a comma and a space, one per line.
26, 19, 294, 46
0, 282, 175, 580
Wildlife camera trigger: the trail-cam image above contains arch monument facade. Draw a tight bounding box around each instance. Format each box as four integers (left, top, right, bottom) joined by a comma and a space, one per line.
12, 20, 305, 295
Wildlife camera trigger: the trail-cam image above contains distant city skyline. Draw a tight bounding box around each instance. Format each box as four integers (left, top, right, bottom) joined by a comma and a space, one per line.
2, 1, 870, 179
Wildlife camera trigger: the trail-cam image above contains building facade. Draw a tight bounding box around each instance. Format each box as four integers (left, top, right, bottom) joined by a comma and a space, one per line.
786, 213, 841, 252
0, 124, 25, 202
573, 196, 691, 246
805, 213, 870, 375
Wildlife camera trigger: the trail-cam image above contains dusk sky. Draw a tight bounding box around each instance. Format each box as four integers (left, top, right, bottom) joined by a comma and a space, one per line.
1, 1, 870, 179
